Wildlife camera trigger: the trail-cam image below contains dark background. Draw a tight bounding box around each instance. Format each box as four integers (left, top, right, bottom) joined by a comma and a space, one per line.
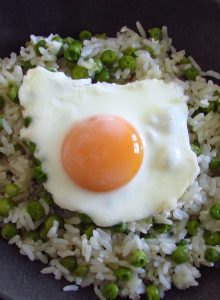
0, 0, 220, 299
1, 0, 220, 72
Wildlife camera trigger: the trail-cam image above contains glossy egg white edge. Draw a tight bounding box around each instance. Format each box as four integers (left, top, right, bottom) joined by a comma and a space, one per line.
19, 67, 199, 227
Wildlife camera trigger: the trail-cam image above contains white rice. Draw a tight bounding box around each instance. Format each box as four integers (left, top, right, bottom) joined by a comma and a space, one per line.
0, 23, 220, 300
63, 285, 79, 292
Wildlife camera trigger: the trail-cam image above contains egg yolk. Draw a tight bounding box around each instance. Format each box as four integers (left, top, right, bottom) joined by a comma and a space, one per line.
61, 115, 144, 192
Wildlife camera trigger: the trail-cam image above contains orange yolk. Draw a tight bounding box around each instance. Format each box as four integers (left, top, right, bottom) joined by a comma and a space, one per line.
61, 115, 144, 192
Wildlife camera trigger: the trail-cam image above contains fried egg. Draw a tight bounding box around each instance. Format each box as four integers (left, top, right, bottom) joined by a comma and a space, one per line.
19, 67, 199, 227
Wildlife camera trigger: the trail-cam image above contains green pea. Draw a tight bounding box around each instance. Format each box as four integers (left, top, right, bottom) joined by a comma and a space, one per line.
154, 223, 172, 234
42, 191, 54, 206
0, 116, 3, 130
184, 66, 199, 81
26, 230, 40, 242
0, 197, 14, 217
95, 69, 110, 82
186, 220, 200, 236
143, 45, 156, 58
39, 225, 48, 241
21, 60, 34, 72
24, 116, 32, 128
64, 37, 75, 45
176, 239, 189, 246
114, 267, 132, 281
79, 30, 92, 41
214, 93, 220, 111
33, 165, 48, 183
94, 57, 103, 73
144, 233, 156, 239
79, 213, 92, 224
45, 214, 64, 232
26, 200, 44, 221
119, 55, 136, 70
75, 265, 89, 277
71, 65, 88, 79
5, 183, 20, 197
26, 141, 36, 155
179, 57, 191, 65
146, 284, 160, 300
217, 102, 220, 113
102, 282, 119, 300
210, 203, 220, 220
34, 158, 41, 166
148, 27, 163, 41
64, 41, 82, 62
111, 223, 127, 233
128, 249, 147, 267
34, 40, 46, 56
8, 81, 19, 103
201, 102, 216, 114
204, 248, 220, 262
171, 245, 189, 264
60, 256, 77, 272
1, 223, 18, 239
191, 144, 202, 156
108, 67, 118, 82
123, 47, 136, 57
209, 157, 220, 170
0, 95, 5, 110
83, 224, 95, 239
101, 50, 117, 66
204, 231, 220, 246
52, 35, 63, 43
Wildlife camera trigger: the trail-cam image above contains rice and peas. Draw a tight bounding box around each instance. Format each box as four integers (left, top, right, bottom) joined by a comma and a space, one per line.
0, 22, 220, 300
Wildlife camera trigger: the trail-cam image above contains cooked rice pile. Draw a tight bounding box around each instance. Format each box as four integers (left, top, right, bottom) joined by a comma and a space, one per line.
0, 23, 220, 299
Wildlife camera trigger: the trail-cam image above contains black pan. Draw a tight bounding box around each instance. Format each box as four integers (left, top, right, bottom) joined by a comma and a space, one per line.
0, 0, 219, 299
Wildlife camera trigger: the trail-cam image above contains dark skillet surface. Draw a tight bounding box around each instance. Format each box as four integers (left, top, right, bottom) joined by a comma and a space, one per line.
0, 0, 220, 299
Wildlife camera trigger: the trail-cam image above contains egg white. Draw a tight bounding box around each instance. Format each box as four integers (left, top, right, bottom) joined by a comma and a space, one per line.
19, 67, 199, 226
